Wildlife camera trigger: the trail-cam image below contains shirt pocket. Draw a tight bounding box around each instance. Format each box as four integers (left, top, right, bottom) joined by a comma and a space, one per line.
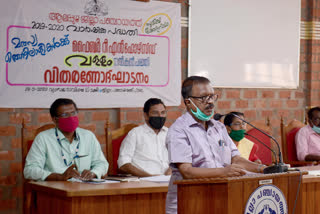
76, 155, 91, 172
219, 146, 231, 165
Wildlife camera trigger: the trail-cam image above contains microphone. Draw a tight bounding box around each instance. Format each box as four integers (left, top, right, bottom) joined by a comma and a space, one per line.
231, 113, 288, 174
213, 113, 225, 120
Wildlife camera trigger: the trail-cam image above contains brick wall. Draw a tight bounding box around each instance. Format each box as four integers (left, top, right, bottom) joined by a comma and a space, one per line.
0, 0, 319, 213
0, 108, 117, 213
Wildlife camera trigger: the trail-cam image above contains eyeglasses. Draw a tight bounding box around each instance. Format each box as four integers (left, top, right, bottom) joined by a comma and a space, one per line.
231, 122, 246, 127
57, 111, 78, 118
189, 94, 218, 103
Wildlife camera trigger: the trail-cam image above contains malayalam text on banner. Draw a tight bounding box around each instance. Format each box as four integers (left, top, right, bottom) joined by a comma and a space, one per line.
0, 0, 181, 108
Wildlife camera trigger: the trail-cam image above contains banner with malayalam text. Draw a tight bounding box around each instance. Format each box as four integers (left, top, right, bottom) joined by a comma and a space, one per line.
0, 0, 181, 108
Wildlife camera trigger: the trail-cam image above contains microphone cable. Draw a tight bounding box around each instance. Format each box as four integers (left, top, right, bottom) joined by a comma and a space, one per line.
287, 168, 302, 214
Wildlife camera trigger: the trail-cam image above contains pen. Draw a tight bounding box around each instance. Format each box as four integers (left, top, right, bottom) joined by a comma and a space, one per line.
218, 140, 226, 146
74, 154, 89, 159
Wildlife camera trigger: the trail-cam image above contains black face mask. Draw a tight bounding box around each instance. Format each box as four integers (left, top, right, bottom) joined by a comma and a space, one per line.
148, 117, 166, 130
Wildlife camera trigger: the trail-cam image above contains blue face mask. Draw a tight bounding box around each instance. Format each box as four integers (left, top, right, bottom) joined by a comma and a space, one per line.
189, 99, 214, 121
311, 122, 320, 134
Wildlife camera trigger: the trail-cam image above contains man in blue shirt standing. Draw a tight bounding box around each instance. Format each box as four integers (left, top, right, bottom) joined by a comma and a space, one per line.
24, 98, 108, 181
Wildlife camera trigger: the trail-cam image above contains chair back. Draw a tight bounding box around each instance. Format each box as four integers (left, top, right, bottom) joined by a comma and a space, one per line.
21, 120, 55, 214
22, 121, 55, 168
280, 118, 306, 164
245, 120, 273, 165
286, 127, 301, 161
105, 121, 138, 175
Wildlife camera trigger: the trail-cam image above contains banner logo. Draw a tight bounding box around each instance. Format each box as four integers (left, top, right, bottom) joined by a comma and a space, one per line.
244, 185, 287, 214
84, 0, 108, 16
142, 13, 172, 35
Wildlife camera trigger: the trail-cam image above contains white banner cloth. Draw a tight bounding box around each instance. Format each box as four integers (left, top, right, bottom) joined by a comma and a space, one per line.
0, 0, 181, 108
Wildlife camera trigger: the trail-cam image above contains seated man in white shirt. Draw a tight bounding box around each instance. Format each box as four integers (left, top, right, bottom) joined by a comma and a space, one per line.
118, 98, 171, 177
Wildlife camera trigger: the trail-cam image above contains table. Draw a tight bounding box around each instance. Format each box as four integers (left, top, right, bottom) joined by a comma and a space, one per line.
29, 166, 320, 214
29, 180, 168, 214
297, 165, 320, 214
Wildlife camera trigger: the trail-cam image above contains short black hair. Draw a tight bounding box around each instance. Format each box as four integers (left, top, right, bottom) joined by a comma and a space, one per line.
308, 107, 320, 120
181, 76, 211, 100
50, 98, 78, 117
143, 98, 166, 114
224, 112, 244, 126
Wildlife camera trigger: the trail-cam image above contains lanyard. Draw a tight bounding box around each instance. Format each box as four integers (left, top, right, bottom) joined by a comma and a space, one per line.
55, 128, 80, 167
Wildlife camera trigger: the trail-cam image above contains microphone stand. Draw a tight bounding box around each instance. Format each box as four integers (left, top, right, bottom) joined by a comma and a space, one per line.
232, 114, 288, 174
